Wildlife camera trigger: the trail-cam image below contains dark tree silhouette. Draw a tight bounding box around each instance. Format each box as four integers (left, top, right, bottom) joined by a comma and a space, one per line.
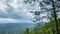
23, 0, 60, 34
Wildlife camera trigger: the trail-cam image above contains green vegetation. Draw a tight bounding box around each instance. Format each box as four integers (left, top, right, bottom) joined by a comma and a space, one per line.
24, 28, 30, 34
23, 0, 60, 33
24, 18, 60, 34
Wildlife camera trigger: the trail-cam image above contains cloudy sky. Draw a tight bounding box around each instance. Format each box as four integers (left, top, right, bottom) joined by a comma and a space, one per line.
0, 0, 48, 23
0, 0, 35, 23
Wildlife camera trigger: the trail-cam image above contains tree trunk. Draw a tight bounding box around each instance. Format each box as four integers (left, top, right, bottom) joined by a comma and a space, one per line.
52, 0, 59, 34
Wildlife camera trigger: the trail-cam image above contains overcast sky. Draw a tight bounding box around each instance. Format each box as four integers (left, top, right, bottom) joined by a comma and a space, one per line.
0, 0, 48, 23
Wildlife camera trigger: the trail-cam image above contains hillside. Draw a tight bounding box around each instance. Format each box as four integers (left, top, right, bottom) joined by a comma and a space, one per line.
24, 19, 60, 34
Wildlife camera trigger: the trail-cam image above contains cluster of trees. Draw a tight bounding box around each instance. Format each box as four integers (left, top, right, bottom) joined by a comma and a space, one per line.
24, 18, 60, 34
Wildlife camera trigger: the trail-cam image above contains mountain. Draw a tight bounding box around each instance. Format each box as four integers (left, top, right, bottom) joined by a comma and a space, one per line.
0, 23, 33, 30
0, 22, 45, 34
0, 23, 35, 34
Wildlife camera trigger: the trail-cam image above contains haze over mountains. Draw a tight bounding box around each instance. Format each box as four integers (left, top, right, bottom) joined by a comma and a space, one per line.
0, 23, 35, 34
0, 23, 34, 31
0, 23, 43, 31
0, 22, 45, 34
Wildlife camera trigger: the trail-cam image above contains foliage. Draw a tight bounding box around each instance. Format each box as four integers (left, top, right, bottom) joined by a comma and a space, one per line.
23, 0, 60, 34
24, 18, 60, 34
24, 0, 60, 20
24, 28, 30, 34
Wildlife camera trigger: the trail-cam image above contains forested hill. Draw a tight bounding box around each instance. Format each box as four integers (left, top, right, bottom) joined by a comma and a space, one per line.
24, 18, 60, 34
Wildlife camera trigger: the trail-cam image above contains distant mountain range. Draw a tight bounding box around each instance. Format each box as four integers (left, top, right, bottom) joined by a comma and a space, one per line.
0, 23, 34, 30
0, 22, 45, 34
0, 23, 35, 34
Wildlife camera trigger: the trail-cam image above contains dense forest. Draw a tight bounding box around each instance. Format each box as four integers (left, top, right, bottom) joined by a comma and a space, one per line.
24, 18, 60, 34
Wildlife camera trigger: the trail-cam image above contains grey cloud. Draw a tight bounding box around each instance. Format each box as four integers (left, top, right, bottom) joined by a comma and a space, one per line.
0, 0, 34, 20
0, 11, 8, 18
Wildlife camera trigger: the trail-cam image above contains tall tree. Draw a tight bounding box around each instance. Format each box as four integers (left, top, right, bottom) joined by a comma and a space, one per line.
51, 0, 59, 34
23, 0, 60, 34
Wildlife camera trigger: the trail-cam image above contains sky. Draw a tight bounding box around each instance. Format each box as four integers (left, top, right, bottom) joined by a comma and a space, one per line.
0, 0, 48, 23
